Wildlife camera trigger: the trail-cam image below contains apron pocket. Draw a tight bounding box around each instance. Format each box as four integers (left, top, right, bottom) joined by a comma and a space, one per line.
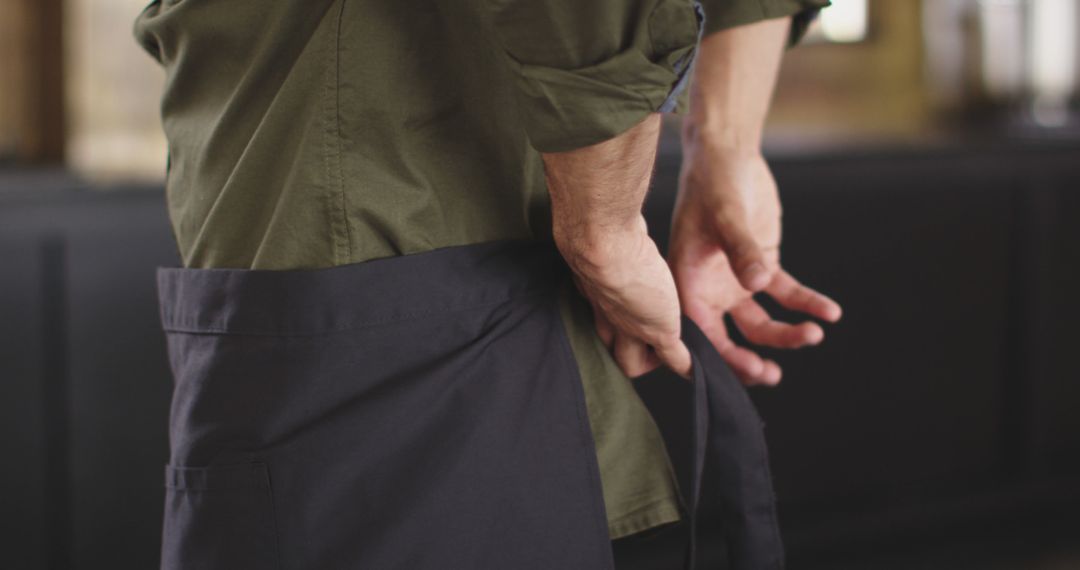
161, 462, 280, 570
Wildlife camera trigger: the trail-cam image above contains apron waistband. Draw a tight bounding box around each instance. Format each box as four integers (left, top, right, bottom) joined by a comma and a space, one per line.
156, 239, 562, 335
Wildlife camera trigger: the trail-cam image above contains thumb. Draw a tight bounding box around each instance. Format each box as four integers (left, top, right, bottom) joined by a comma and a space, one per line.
710, 209, 772, 292
653, 337, 692, 380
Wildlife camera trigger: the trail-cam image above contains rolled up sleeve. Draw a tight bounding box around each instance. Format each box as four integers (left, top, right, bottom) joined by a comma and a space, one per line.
697, 0, 831, 46
485, 0, 705, 153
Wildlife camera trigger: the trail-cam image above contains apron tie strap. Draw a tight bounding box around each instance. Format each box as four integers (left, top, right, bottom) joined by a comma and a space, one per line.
680, 315, 786, 570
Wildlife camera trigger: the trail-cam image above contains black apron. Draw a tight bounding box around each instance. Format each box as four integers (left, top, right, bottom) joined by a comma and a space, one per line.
155, 239, 784, 570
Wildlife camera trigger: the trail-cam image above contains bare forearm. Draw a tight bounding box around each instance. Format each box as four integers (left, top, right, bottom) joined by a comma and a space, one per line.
541, 111, 691, 378
543, 112, 661, 264
682, 16, 791, 153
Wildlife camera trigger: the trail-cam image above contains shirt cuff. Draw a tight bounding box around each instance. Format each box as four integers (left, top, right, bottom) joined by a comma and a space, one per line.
510, 0, 706, 153
658, 1, 706, 115
700, 0, 831, 47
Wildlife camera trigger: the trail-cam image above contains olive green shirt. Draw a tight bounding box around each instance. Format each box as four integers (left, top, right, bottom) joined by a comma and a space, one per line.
135, 0, 827, 539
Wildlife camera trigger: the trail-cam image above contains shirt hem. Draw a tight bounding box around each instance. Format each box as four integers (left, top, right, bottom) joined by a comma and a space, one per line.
607, 495, 684, 540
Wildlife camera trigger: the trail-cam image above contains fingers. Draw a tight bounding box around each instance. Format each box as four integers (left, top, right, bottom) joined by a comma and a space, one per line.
652, 336, 692, 380
611, 331, 692, 380
709, 207, 774, 293
590, 298, 685, 379
764, 269, 843, 323
698, 318, 783, 387
613, 334, 659, 378
729, 299, 824, 349
592, 303, 615, 349
715, 339, 784, 387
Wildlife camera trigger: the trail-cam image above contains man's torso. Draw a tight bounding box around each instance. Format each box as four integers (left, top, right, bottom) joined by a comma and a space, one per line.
135, 0, 682, 539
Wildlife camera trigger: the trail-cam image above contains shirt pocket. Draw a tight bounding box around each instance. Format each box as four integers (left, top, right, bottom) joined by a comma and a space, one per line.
160, 462, 281, 570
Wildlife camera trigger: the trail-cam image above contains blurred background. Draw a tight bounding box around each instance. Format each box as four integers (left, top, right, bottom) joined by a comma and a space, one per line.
1, 0, 1078, 568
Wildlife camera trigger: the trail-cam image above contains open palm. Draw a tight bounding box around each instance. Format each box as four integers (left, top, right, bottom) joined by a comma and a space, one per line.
668, 151, 842, 386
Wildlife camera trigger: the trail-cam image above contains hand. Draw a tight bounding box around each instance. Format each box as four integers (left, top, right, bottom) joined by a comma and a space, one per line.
543, 112, 692, 380
669, 145, 842, 386
556, 216, 693, 380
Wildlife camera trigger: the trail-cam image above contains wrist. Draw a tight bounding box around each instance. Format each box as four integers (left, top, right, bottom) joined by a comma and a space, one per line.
553, 214, 648, 278
680, 118, 763, 158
